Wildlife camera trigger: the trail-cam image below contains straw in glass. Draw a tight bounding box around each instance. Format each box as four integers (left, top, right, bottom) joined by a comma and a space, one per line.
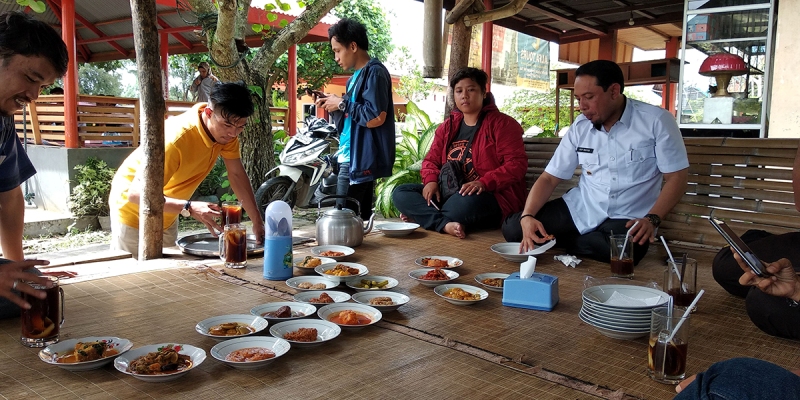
665, 289, 705, 343
621, 220, 639, 255
661, 236, 681, 281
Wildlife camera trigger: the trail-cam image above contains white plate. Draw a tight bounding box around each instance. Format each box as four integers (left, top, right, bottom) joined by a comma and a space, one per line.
578, 313, 649, 340
490, 241, 556, 262
293, 256, 336, 275
310, 245, 355, 260
210, 336, 291, 370
434, 284, 489, 306
317, 303, 382, 330
351, 291, 410, 312
345, 275, 399, 291
315, 262, 369, 284
581, 302, 654, 320
292, 290, 351, 308
286, 276, 338, 291
408, 268, 459, 287
195, 314, 269, 341
114, 343, 206, 382
579, 308, 651, 330
38, 336, 133, 371
375, 222, 420, 237
250, 302, 317, 322
582, 285, 670, 310
474, 272, 510, 293
269, 319, 341, 348
414, 256, 463, 269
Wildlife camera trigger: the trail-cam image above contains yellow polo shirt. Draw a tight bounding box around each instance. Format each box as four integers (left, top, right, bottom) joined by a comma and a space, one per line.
109, 103, 240, 229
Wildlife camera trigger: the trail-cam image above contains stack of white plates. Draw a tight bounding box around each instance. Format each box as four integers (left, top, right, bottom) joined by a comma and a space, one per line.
580, 284, 670, 340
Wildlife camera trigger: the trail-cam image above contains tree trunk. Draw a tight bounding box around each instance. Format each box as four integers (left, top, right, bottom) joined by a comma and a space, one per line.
446, 17, 472, 116
130, 0, 166, 259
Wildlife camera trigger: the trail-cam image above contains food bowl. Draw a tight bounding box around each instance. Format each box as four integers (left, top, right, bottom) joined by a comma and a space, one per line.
375, 222, 420, 237
113, 343, 206, 382
310, 245, 355, 260
351, 291, 410, 312
195, 314, 269, 341
433, 284, 489, 306
408, 268, 459, 287
38, 336, 133, 371
293, 256, 336, 276
345, 275, 399, 291
210, 336, 291, 370
268, 319, 341, 348
414, 256, 463, 269
314, 262, 368, 284
250, 302, 317, 322
292, 290, 351, 308
490, 241, 556, 262
474, 272, 510, 293
317, 303, 382, 330
285, 276, 339, 291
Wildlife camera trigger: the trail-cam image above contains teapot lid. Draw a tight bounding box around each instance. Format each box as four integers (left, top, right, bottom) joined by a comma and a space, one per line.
323, 204, 357, 217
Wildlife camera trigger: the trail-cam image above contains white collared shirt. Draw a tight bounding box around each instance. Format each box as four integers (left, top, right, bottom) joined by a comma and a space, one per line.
544, 98, 688, 234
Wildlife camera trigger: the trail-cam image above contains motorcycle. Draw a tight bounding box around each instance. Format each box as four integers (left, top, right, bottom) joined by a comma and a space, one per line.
255, 116, 338, 217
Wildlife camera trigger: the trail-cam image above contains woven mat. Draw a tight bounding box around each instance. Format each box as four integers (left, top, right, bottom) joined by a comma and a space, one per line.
223, 228, 800, 399
0, 268, 596, 399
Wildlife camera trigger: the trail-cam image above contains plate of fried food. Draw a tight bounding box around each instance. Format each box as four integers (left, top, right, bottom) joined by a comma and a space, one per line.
317, 303, 382, 330
38, 336, 133, 371
250, 302, 317, 323
286, 276, 338, 291
269, 319, 341, 348
210, 336, 291, 370
408, 268, 459, 287
315, 262, 368, 284
434, 284, 489, 306
293, 256, 336, 275
292, 290, 351, 308
195, 314, 269, 341
490, 239, 556, 262
114, 343, 206, 382
414, 256, 463, 269
351, 291, 410, 312
474, 272, 510, 293
310, 245, 354, 260
345, 275, 399, 291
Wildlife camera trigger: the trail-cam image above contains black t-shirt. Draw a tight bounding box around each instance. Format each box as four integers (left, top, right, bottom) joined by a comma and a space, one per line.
446, 120, 479, 182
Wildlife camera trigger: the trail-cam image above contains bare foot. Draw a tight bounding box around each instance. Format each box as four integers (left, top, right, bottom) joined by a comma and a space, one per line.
443, 222, 465, 239
400, 213, 415, 223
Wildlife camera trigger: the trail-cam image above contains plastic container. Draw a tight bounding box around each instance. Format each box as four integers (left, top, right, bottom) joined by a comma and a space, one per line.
263, 201, 293, 280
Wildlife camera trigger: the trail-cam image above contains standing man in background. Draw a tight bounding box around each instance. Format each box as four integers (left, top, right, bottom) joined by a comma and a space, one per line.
189, 62, 219, 103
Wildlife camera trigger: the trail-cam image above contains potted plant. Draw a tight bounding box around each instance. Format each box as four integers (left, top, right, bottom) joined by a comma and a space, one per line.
68, 157, 116, 230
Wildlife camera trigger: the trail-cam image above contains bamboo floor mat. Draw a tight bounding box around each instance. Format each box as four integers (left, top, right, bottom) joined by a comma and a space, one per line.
224, 228, 800, 399
0, 268, 596, 399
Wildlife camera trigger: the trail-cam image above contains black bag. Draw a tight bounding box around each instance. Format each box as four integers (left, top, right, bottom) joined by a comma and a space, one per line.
437, 115, 483, 201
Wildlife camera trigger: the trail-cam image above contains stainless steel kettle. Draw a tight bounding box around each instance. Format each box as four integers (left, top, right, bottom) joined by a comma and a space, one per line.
316, 195, 374, 247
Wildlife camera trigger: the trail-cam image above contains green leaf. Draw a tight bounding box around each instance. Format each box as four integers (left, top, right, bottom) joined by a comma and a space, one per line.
279, 3, 291, 11
279, 19, 289, 28
298, 1, 306, 7
30, 0, 46, 13
251, 23, 263, 33
264, 4, 275, 11
267, 12, 277, 22
248, 85, 264, 99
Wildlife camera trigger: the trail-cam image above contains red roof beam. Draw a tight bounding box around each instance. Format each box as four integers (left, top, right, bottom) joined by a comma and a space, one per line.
45, 0, 91, 62
68, 9, 128, 56
157, 17, 193, 49
247, 8, 331, 42
78, 26, 196, 45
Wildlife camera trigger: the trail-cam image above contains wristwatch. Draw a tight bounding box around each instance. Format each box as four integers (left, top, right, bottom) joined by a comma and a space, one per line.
645, 213, 661, 228
180, 200, 191, 217
337, 99, 346, 112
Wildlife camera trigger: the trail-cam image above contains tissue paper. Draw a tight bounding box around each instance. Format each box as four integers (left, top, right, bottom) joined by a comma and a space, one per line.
555, 254, 582, 268
520, 256, 537, 279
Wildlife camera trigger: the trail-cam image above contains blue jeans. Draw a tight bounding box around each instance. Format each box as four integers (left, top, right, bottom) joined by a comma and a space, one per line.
675, 358, 800, 400
392, 183, 502, 233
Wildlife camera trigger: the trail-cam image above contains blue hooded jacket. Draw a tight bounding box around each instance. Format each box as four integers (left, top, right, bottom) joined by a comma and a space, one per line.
333, 58, 396, 184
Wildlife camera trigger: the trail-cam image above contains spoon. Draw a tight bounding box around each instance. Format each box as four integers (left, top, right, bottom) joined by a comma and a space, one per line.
277, 217, 290, 237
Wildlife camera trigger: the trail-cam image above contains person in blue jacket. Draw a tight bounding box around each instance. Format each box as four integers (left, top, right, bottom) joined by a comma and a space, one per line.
315, 18, 396, 220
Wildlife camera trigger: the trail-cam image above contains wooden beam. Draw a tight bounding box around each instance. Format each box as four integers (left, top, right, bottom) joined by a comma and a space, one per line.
462, 0, 529, 27
573, 1, 682, 19
157, 17, 193, 49
72, 11, 129, 56
445, 0, 477, 25
78, 26, 197, 45
645, 25, 672, 40
94, 10, 179, 28
523, 4, 607, 36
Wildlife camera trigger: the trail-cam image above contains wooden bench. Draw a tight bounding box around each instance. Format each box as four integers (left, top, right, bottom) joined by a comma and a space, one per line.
523, 137, 800, 248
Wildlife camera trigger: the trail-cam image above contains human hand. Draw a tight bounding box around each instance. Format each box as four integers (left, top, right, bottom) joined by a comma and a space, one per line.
736, 254, 800, 300
0, 259, 52, 310
519, 216, 550, 252
190, 202, 223, 236
627, 218, 656, 245
252, 220, 265, 244
422, 182, 441, 206
315, 95, 343, 112
459, 180, 485, 196
675, 374, 696, 393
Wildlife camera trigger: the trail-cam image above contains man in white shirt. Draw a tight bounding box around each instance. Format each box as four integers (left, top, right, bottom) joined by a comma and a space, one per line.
502, 60, 689, 265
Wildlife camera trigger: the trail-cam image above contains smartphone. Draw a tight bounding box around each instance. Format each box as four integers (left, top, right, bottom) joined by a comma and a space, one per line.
708, 218, 771, 277
305, 88, 326, 98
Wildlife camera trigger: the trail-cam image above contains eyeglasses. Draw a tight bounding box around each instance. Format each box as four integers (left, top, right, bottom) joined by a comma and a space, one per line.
212, 111, 247, 130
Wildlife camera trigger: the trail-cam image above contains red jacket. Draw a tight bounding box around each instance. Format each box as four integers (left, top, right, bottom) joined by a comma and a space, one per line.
421, 103, 528, 218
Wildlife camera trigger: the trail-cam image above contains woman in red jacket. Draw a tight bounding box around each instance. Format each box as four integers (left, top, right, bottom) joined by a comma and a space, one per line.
392, 68, 528, 238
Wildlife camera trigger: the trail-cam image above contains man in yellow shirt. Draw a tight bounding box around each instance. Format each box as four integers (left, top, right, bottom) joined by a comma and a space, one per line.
109, 83, 265, 257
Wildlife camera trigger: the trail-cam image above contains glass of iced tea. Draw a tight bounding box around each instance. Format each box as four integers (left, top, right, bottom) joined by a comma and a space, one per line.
647, 305, 690, 384
20, 276, 64, 347
665, 258, 698, 309
609, 234, 634, 278
220, 223, 247, 268
221, 200, 243, 226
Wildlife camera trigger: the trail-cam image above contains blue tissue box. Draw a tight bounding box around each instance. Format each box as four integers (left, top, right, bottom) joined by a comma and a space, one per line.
502, 272, 559, 311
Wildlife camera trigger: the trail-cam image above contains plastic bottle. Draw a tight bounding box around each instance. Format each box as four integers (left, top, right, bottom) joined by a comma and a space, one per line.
263, 201, 293, 280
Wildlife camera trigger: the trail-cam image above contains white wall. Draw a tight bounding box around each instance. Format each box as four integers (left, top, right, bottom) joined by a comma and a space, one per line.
768, 0, 800, 138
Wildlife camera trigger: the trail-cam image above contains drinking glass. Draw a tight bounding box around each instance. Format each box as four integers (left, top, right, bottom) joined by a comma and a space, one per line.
220, 223, 247, 268
221, 200, 243, 226
648, 305, 690, 384
20, 276, 65, 347
609, 234, 634, 278
665, 258, 698, 309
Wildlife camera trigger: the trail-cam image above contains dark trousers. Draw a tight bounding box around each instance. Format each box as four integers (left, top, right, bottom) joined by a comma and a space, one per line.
712, 230, 800, 339
392, 183, 502, 233
336, 162, 374, 221
675, 357, 800, 400
501, 198, 649, 265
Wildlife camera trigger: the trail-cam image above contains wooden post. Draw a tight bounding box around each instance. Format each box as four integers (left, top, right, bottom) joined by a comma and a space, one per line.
445, 1, 473, 116
288, 44, 297, 136
131, 0, 166, 260
61, 0, 78, 149
481, 0, 492, 92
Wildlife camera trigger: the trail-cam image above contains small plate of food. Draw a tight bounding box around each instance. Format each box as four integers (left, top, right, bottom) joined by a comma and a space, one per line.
351, 291, 410, 312
292, 291, 351, 308
434, 284, 489, 306
317, 303, 382, 330
293, 256, 336, 275
113, 343, 206, 382
38, 336, 133, 371
250, 302, 317, 322
210, 336, 291, 370
345, 275, 399, 291
375, 222, 420, 237
269, 319, 341, 348
310, 245, 355, 260
414, 256, 463, 269
285, 276, 338, 291
195, 314, 269, 341
474, 272, 510, 293
490, 240, 556, 262
408, 268, 459, 287
314, 262, 368, 284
